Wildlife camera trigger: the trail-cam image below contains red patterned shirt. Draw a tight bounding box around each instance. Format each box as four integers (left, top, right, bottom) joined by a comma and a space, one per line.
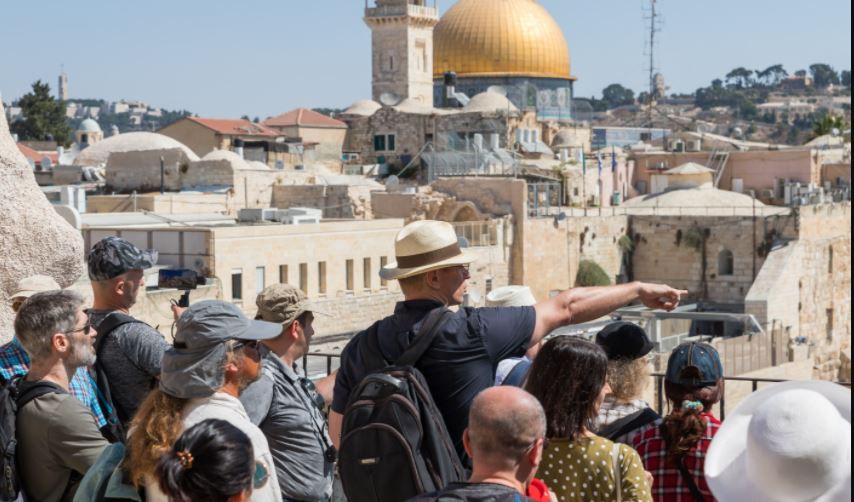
632, 412, 721, 502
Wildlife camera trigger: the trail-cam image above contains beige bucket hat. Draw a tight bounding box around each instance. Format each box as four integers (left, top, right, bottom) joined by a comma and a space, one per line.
380, 220, 477, 281
485, 286, 537, 307
11, 275, 61, 300
705, 380, 851, 502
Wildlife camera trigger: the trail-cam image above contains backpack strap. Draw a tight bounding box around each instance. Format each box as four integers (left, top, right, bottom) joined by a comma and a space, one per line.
395, 307, 453, 367
15, 380, 65, 409
611, 442, 623, 502
599, 408, 660, 442
93, 312, 144, 357
501, 359, 532, 387
659, 423, 705, 502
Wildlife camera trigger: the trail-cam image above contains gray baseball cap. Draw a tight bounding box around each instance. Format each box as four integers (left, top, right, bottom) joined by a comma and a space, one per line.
160, 300, 283, 399
87, 236, 158, 281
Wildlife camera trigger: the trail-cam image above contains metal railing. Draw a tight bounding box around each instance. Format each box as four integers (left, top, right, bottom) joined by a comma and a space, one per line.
452, 220, 500, 247
302, 352, 852, 421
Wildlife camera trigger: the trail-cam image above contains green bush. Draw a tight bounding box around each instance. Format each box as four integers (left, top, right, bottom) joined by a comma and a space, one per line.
576, 260, 612, 287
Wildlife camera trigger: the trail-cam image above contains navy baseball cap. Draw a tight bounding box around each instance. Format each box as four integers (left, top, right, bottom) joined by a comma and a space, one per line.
160, 301, 283, 399
666, 341, 723, 387
595, 322, 655, 361
87, 236, 158, 281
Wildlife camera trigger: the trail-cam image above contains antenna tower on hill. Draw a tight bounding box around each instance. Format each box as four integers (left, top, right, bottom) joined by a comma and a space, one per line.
642, 0, 662, 126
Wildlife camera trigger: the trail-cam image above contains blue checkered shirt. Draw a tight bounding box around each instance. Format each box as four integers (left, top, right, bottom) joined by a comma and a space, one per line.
0, 337, 108, 428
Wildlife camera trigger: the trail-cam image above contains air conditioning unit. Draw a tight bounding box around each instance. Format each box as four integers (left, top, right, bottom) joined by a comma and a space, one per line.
237, 208, 278, 222
275, 207, 322, 225
687, 140, 703, 152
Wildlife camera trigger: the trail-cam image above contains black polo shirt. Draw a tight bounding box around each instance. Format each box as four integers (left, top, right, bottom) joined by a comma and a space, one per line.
332, 300, 536, 459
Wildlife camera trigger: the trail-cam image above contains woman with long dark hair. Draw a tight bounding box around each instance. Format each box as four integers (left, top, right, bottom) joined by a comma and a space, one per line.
156, 419, 256, 502
526, 336, 653, 502
632, 342, 724, 501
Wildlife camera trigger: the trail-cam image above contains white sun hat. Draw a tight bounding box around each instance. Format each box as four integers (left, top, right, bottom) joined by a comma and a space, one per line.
705, 380, 851, 502
380, 220, 477, 281
485, 286, 537, 307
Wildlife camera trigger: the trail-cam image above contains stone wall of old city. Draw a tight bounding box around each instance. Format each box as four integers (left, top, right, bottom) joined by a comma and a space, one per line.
631, 212, 797, 303
271, 185, 374, 219
794, 203, 851, 381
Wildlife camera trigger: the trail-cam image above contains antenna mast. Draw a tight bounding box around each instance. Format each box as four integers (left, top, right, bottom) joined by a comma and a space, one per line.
643, 0, 662, 126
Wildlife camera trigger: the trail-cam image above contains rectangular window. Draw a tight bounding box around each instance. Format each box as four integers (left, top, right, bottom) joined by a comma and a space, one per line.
373, 135, 386, 152
827, 309, 834, 340
318, 262, 327, 295
231, 268, 243, 301
387, 134, 396, 151
255, 267, 265, 295
279, 264, 288, 284
299, 263, 308, 294
380, 256, 389, 287
363, 258, 372, 291
346, 259, 354, 291
485, 278, 494, 294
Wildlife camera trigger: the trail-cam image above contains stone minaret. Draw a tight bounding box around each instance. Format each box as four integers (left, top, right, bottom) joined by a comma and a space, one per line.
58, 68, 69, 101
364, 0, 439, 107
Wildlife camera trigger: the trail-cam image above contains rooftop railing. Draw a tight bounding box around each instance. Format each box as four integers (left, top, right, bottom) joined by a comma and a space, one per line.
365, 4, 438, 19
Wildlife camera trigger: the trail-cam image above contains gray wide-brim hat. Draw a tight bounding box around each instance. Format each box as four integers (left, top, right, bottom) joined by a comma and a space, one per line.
160, 300, 282, 399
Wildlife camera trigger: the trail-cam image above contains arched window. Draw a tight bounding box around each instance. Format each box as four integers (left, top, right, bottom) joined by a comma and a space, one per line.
718, 249, 735, 276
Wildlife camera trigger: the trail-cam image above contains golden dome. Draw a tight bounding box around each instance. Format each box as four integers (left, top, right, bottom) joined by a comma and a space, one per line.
434, 0, 573, 80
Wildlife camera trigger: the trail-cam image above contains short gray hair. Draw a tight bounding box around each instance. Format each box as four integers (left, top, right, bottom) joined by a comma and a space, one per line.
15, 290, 86, 362
468, 387, 547, 464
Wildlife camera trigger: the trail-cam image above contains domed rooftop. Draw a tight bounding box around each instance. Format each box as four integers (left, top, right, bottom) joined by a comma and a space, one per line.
342, 100, 382, 117
623, 186, 768, 209
73, 132, 199, 166
201, 149, 253, 171
77, 118, 102, 133
434, 0, 573, 80
463, 92, 519, 114
552, 129, 584, 148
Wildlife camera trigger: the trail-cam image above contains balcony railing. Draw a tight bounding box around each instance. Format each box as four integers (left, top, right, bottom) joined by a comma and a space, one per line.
365, 4, 438, 19
302, 352, 852, 421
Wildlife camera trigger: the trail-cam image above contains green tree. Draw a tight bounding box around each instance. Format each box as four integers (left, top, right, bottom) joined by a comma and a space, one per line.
809, 64, 840, 88
726, 67, 754, 88
601, 84, 635, 109
842, 70, 851, 88
757, 64, 788, 86
794, 69, 808, 78
10, 80, 72, 146
811, 113, 849, 140
575, 260, 612, 287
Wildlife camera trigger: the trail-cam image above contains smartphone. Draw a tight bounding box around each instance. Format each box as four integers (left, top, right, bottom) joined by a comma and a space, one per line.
158, 269, 200, 291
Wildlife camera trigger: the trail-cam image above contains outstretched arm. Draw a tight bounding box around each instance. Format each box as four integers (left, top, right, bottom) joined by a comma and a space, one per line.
531, 282, 687, 344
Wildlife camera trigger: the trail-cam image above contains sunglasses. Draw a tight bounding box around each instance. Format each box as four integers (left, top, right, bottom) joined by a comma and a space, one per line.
230, 340, 260, 352
300, 377, 327, 411
65, 318, 93, 336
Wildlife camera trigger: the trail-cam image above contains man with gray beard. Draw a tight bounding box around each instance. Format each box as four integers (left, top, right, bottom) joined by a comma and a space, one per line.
14, 290, 109, 502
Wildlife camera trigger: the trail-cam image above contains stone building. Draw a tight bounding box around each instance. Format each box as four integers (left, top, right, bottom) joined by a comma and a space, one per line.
75, 118, 104, 147
158, 117, 290, 167
74, 131, 199, 168
262, 108, 347, 161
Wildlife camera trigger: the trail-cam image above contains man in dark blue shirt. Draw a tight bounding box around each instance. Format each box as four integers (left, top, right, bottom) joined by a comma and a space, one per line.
330, 220, 687, 459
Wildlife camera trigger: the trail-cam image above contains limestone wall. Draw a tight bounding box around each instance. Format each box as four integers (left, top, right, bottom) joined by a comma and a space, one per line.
272, 185, 375, 219
631, 213, 796, 303
87, 193, 230, 215
0, 103, 85, 341
106, 148, 192, 192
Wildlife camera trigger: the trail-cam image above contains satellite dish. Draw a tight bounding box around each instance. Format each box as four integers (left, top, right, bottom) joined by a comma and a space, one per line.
385, 175, 400, 192
379, 92, 402, 107
486, 85, 507, 97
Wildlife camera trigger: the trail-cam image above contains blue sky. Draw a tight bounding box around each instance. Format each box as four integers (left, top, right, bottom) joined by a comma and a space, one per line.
1, 1, 850, 118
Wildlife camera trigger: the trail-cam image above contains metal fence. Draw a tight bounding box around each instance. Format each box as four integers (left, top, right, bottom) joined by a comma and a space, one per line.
451, 220, 500, 247
302, 352, 851, 422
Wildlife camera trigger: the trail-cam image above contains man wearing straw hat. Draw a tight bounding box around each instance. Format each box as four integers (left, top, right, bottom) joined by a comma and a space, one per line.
330, 220, 687, 459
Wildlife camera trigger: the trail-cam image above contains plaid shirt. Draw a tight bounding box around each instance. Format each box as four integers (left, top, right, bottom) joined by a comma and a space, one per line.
632, 412, 721, 502
0, 338, 108, 428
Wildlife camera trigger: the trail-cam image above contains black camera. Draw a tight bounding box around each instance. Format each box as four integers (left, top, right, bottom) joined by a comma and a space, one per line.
158, 269, 203, 307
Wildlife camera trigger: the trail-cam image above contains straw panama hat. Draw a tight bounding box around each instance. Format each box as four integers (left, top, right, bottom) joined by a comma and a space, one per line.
705, 380, 851, 502
486, 286, 537, 307
11, 275, 61, 299
380, 220, 477, 281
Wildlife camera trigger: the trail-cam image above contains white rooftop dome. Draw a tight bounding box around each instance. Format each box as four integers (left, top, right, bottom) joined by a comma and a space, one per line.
78, 118, 102, 133
623, 186, 769, 209
464, 92, 519, 114
201, 149, 252, 171
73, 132, 199, 166
552, 129, 583, 148
343, 100, 382, 117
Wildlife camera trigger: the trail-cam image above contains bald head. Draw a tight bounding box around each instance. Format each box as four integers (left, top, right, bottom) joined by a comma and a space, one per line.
467, 387, 546, 465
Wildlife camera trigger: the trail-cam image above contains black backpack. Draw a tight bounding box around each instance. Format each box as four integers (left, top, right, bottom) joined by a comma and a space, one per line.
90, 311, 146, 444
1, 376, 64, 501
339, 307, 466, 502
